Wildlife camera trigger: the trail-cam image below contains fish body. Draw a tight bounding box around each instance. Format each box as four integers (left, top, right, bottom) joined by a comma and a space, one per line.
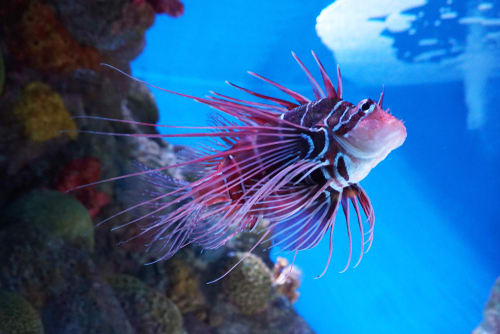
86, 52, 406, 278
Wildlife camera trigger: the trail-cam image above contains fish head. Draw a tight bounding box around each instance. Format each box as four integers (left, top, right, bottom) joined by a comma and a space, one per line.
336, 98, 406, 182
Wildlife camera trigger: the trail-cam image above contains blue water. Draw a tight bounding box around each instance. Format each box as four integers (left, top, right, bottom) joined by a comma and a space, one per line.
132, 1, 500, 333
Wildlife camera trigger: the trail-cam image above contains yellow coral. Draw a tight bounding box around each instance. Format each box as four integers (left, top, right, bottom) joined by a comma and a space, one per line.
167, 259, 205, 314
108, 275, 183, 334
14, 82, 77, 142
222, 252, 272, 315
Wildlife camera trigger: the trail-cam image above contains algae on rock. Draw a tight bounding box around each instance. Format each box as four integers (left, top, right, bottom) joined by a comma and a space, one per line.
0, 291, 44, 334
7, 189, 94, 250
222, 252, 273, 315
108, 274, 184, 334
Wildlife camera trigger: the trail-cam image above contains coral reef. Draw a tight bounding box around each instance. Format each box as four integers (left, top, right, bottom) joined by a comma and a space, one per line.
167, 258, 206, 314
272, 257, 302, 304
7, 189, 94, 250
45, 0, 155, 64
474, 276, 500, 334
14, 82, 77, 142
108, 274, 183, 334
0, 291, 44, 334
0, 0, 315, 332
54, 157, 110, 218
1, 0, 101, 73
222, 252, 273, 315
42, 278, 135, 334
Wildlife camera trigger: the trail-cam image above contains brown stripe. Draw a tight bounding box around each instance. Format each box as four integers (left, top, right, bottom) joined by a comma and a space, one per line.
337, 155, 349, 181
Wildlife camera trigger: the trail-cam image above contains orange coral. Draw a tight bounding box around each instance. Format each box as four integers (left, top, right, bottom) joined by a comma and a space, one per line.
5, 0, 101, 72
14, 82, 77, 142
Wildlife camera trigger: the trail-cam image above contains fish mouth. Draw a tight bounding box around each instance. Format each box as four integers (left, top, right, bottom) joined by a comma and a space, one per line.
338, 108, 406, 160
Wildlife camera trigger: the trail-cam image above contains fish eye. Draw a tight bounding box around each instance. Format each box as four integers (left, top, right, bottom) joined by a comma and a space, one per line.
361, 101, 372, 111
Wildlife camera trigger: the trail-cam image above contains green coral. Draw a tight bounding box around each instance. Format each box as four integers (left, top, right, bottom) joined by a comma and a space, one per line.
108, 274, 183, 334
7, 189, 94, 250
222, 252, 273, 315
14, 82, 77, 142
0, 291, 44, 334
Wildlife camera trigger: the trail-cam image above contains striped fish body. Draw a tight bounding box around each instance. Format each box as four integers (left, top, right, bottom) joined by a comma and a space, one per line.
283, 97, 352, 188
84, 52, 406, 279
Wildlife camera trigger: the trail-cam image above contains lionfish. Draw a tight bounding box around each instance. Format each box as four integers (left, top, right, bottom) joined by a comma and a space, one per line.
78, 51, 406, 281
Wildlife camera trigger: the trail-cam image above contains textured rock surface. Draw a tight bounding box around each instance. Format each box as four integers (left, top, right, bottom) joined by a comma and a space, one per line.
7, 189, 94, 249
222, 252, 273, 315
0, 291, 44, 334
108, 274, 183, 334
474, 276, 500, 334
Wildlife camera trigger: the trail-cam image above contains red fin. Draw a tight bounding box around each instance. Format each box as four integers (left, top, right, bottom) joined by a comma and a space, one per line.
311, 50, 337, 99
225, 80, 298, 110
378, 85, 385, 108
247, 71, 310, 105
291, 51, 325, 99
268, 189, 340, 252
336, 65, 343, 99
341, 184, 375, 261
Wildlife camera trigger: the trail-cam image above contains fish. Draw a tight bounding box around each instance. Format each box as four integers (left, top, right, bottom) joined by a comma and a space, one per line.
75, 51, 406, 281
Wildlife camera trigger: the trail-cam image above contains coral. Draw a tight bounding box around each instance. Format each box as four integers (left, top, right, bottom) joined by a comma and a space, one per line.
45, 0, 155, 62
272, 257, 301, 304
0, 291, 44, 334
42, 274, 135, 334
167, 259, 206, 314
0, 227, 134, 334
2, 0, 101, 72
108, 274, 183, 334
13, 82, 77, 142
221, 252, 273, 315
0, 232, 65, 309
474, 276, 500, 334
108, 1, 156, 61
139, 0, 184, 17
227, 228, 273, 265
7, 189, 94, 250
54, 157, 110, 218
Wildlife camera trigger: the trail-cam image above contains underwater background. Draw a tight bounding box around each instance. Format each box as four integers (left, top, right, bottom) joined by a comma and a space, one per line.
0, 0, 498, 333
132, 0, 500, 333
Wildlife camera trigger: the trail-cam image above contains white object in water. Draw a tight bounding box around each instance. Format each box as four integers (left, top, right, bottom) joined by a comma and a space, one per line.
316, 0, 500, 130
